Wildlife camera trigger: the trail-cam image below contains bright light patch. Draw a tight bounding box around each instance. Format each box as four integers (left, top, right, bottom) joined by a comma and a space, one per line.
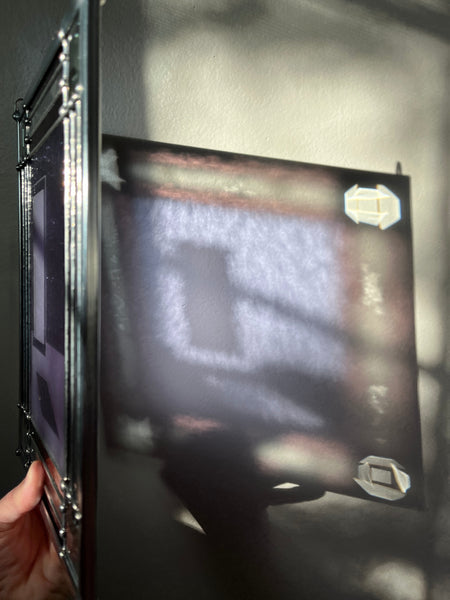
345, 184, 401, 230
365, 560, 426, 600
173, 507, 206, 535
273, 482, 300, 490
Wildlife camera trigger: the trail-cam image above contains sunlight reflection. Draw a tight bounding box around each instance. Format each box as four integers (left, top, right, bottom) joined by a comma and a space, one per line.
151, 197, 345, 378
173, 507, 206, 535
256, 433, 354, 488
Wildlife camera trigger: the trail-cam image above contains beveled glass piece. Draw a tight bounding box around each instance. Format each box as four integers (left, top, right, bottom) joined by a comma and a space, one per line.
354, 455, 411, 501
344, 184, 401, 229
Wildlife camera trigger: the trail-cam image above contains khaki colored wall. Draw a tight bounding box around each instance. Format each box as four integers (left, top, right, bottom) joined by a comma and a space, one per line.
100, 2, 449, 598
0, 1, 448, 598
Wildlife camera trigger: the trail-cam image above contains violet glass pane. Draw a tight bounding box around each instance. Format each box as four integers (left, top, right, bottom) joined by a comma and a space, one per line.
30, 124, 65, 473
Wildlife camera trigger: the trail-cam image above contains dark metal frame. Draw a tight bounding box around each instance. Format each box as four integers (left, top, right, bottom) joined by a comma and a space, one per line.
14, 1, 100, 597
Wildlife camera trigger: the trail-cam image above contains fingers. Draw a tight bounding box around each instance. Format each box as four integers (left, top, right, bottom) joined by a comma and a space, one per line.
0, 461, 45, 528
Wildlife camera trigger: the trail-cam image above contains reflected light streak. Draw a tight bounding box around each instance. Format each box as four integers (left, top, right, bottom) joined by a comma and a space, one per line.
130, 151, 340, 216
273, 483, 300, 490
172, 414, 225, 435
361, 263, 385, 316
256, 434, 354, 488
173, 507, 206, 535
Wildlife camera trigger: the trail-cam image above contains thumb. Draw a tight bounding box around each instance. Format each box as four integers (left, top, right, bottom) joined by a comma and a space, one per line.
0, 461, 45, 528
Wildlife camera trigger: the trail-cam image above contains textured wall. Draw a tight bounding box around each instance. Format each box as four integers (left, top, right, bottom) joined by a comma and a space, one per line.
100, 2, 449, 598
0, 1, 448, 598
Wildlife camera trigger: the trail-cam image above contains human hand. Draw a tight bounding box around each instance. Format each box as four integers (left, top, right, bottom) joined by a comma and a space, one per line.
0, 461, 74, 599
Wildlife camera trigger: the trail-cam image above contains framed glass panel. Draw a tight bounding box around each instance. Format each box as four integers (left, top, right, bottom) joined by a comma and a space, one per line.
14, 1, 99, 596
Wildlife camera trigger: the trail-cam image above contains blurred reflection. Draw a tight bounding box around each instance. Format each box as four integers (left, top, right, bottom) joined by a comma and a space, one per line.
364, 559, 426, 600
100, 136, 422, 549
256, 433, 354, 490
149, 197, 344, 378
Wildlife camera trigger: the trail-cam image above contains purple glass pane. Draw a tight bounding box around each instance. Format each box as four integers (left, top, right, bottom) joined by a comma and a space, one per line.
30, 124, 65, 473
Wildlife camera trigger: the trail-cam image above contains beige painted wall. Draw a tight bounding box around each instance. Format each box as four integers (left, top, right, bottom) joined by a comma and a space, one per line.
100, 2, 449, 598
0, 1, 448, 598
